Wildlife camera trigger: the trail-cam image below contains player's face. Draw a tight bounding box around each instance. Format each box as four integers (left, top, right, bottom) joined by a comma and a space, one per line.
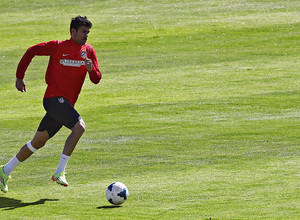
71, 26, 90, 45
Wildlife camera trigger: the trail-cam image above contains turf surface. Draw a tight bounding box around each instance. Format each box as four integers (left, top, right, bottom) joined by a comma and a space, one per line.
0, 0, 299, 219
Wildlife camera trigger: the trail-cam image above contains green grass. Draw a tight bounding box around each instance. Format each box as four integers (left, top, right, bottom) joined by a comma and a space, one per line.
0, 0, 299, 219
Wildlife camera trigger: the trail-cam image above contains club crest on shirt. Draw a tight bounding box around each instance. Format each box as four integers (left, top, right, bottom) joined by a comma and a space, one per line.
58, 97, 65, 103
81, 51, 87, 59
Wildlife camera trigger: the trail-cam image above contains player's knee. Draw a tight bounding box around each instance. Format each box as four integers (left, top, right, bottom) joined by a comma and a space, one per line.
33, 140, 47, 149
73, 119, 85, 135
31, 131, 49, 149
32, 137, 48, 149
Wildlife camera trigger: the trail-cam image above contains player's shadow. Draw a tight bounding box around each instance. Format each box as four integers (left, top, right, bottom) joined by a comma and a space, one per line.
0, 197, 59, 211
97, 205, 122, 209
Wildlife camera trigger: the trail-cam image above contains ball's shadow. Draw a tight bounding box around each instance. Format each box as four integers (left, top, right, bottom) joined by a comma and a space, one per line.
97, 205, 122, 209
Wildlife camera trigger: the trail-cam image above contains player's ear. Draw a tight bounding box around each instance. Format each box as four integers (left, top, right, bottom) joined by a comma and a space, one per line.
70, 28, 77, 36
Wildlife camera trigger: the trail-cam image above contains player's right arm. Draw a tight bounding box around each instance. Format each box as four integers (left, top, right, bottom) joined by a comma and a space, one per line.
15, 41, 59, 92
16, 78, 26, 92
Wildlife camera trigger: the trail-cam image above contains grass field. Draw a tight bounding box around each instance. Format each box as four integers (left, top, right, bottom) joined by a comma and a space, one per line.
0, 0, 299, 219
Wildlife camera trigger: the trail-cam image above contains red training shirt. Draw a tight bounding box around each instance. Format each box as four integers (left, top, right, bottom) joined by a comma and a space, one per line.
16, 38, 102, 106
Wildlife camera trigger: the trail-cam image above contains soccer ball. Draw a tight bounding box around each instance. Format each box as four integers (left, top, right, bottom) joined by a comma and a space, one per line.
106, 182, 129, 205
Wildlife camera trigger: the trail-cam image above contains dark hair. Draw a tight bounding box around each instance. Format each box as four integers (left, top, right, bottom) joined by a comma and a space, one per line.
70, 16, 92, 33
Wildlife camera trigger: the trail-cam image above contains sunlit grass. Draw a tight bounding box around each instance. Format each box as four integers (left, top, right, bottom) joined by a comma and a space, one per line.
0, 0, 299, 219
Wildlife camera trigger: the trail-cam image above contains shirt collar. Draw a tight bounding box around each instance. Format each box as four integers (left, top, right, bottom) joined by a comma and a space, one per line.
70, 38, 84, 47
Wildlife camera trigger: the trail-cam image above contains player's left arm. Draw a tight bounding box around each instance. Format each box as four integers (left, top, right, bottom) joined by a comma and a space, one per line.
87, 47, 101, 84
16, 41, 58, 92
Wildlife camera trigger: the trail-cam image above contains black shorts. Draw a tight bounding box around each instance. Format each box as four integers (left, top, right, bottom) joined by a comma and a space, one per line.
37, 97, 81, 138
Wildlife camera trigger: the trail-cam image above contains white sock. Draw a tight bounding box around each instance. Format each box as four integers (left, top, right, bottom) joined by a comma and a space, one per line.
3, 156, 21, 175
55, 154, 70, 174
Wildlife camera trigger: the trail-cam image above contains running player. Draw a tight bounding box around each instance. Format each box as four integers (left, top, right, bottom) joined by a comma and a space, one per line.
0, 16, 102, 193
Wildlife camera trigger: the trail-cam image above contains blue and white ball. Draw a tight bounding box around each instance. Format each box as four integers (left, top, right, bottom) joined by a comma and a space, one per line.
106, 182, 129, 205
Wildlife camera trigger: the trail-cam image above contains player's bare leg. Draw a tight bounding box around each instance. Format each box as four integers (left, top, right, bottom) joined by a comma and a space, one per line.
1, 131, 49, 193
16, 131, 49, 162
52, 119, 85, 187
63, 119, 86, 156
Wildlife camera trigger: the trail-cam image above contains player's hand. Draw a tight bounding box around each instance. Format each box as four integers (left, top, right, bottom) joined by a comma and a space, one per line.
16, 78, 27, 92
85, 58, 93, 72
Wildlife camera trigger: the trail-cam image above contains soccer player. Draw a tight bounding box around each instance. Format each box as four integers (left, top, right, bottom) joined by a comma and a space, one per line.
0, 16, 102, 193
